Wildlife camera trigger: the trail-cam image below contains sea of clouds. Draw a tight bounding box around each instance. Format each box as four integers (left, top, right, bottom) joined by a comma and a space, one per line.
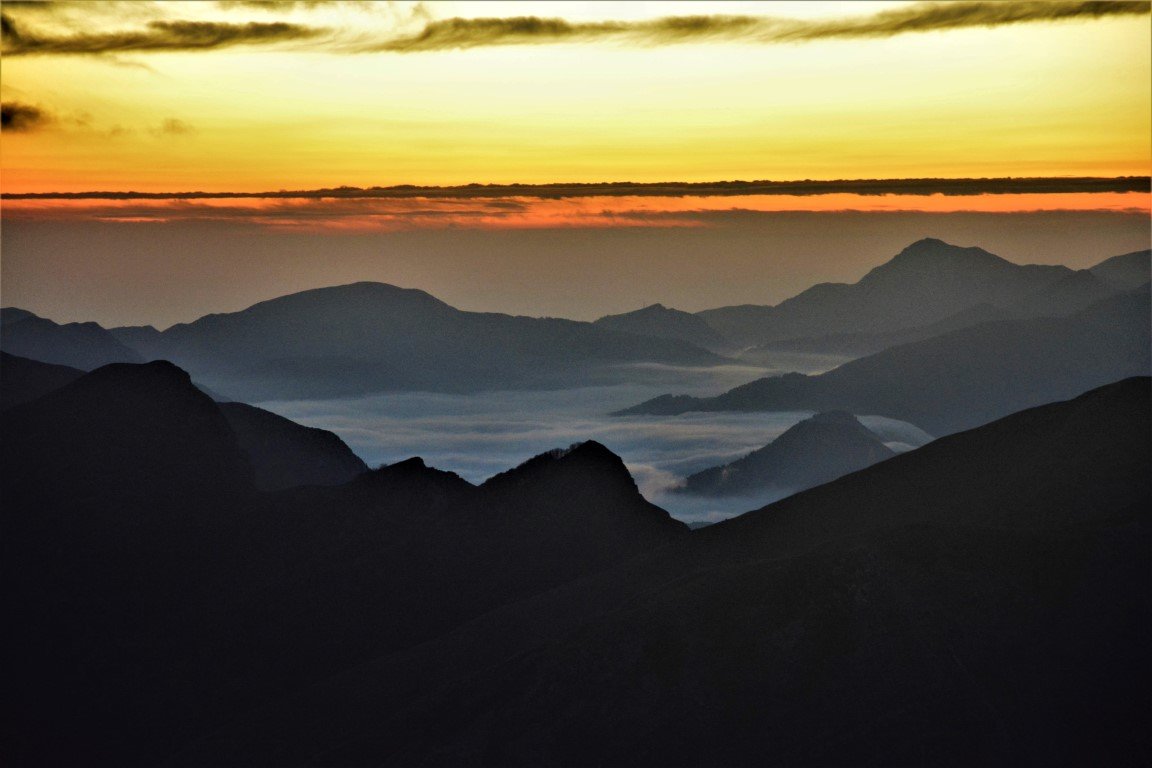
259, 362, 930, 524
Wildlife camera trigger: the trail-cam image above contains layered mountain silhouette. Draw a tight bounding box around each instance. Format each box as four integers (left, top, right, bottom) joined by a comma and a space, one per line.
695, 239, 1142, 351
0, 307, 143, 370
678, 410, 896, 496
1, 359, 686, 767
169, 377, 1150, 768
106, 282, 723, 399
618, 287, 1151, 435
0, 351, 84, 410
595, 303, 735, 352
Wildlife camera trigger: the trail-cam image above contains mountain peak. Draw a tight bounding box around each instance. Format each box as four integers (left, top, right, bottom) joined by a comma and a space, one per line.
894, 238, 1004, 264
482, 440, 633, 491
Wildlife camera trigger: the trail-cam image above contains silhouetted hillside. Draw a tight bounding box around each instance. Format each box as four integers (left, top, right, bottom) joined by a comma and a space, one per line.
595, 303, 735, 352
1, 307, 143, 369
697, 238, 1082, 347
0, 351, 84, 410
1091, 248, 1151, 290
172, 378, 1151, 768
1, 361, 686, 767
108, 282, 724, 399
679, 411, 895, 496
619, 288, 1151, 435
217, 401, 368, 490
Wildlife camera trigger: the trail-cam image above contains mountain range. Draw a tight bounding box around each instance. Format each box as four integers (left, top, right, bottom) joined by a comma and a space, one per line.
106, 282, 724, 399
1, 307, 142, 370
4, 242, 1146, 401
692, 239, 1150, 348
3, 354, 1144, 765
617, 286, 1151, 435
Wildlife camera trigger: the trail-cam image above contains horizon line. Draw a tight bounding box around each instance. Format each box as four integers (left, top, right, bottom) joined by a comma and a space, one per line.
4, 176, 1149, 201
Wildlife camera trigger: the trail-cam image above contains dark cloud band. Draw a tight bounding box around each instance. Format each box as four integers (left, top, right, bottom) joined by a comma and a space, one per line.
371, 1, 1151, 53
2, 1, 1147, 57
1, 13, 321, 56
4, 177, 1147, 200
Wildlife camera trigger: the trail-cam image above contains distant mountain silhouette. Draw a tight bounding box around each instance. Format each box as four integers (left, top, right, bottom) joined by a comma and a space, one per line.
217, 402, 368, 490
1090, 248, 1151, 290
678, 411, 895, 496
108, 282, 724, 399
595, 303, 735, 352
1, 307, 143, 369
697, 238, 1078, 346
172, 378, 1151, 768
618, 288, 1151, 435
2, 360, 686, 766
0, 351, 84, 410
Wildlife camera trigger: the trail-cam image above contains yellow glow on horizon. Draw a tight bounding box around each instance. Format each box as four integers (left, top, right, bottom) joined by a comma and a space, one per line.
1, 4, 1149, 193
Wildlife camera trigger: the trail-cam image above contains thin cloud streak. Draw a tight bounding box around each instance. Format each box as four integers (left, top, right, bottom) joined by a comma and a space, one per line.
1, 12, 322, 56
369, 1, 1150, 53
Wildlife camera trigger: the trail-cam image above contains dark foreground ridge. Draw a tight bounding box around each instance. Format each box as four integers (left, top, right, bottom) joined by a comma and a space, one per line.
1, 354, 1147, 766
176, 377, 1152, 767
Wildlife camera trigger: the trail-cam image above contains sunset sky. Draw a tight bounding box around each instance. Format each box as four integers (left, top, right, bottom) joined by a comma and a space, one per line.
1, 1, 1150, 325
3, 0, 1150, 192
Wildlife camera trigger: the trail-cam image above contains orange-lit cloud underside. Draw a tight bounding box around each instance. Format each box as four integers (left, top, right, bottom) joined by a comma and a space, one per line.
2, 192, 1147, 232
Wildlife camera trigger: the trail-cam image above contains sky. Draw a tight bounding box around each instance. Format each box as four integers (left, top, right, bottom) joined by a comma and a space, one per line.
1, 0, 1150, 324
2, 0, 1150, 191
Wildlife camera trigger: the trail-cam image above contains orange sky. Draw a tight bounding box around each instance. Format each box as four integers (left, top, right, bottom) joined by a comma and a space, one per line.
2, 191, 1149, 232
2, 1, 1150, 194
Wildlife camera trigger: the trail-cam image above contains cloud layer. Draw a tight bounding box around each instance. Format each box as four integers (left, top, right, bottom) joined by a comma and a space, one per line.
6, 177, 1147, 200
2, 1, 1147, 57
373, 2, 1151, 53
1, 12, 321, 56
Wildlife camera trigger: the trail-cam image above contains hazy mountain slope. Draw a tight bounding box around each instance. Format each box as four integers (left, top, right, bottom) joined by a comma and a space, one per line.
217, 401, 369, 490
595, 303, 735, 352
1015, 268, 1115, 317
751, 301, 1012, 357
0, 308, 144, 369
0, 351, 84, 410
678, 410, 895, 496
1091, 248, 1151, 290
1, 361, 686, 767
619, 288, 1151, 435
108, 282, 723, 399
696, 238, 1072, 346
178, 378, 1150, 768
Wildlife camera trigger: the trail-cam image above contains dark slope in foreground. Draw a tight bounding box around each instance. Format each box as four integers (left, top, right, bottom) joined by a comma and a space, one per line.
109, 282, 724, 399
217, 401, 369, 490
619, 287, 1150, 435
178, 378, 1151, 768
1, 361, 685, 767
678, 410, 895, 496
0, 351, 84, 410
